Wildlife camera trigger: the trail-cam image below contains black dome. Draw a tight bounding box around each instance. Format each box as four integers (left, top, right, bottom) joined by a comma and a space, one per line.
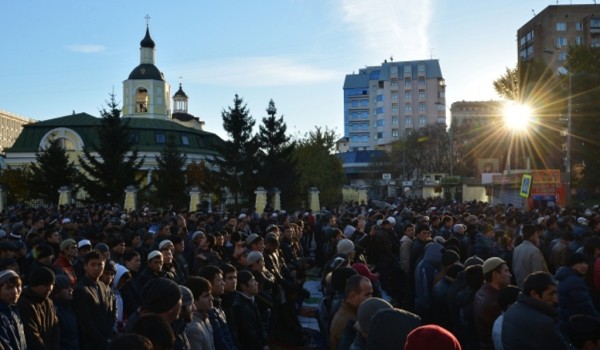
128, 63, 164, 81
173, 84, 188, 98
140, 27, 155, 48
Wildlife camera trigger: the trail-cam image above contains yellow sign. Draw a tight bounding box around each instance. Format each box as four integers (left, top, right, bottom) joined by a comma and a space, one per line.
520, 174, 533, 198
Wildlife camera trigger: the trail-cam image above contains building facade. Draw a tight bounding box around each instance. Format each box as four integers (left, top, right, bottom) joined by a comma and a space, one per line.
518, 4, 600, 72
343, 59, 446, 151
0, 110, 35, 153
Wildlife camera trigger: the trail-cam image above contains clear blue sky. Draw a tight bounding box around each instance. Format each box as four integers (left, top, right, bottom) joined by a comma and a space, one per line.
0, 0, 575, 140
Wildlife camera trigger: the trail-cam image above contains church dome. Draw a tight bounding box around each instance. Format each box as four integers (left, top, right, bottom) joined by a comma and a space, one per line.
128, 63, 164, 81
173, 84, 188, 98
140, 27, 155, 48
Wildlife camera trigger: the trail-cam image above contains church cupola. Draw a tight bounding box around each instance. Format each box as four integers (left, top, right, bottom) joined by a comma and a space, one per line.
140, 26, 156, 65
173, 83, 189, 113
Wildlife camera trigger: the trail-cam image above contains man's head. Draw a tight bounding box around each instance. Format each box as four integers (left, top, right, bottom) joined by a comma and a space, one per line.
403, 224, 415, 239
0, 270, 22, 305
220, 263, 237, 293
497, 285, 520, 312
123, 249, 141, 273
179, 285, 195, 322
482, 257, 511, 288
28, 267, 55, 299
345, 274, 373, 308
147, 250, 163, 273
141, 277, 182, 324
198, 265, 225, 297
84, 250, 105, 281
60, 239, 78, 258
522, 224, 540, 246
567, 252, 588, 276
356, 297, 393, 337
237, 270, 258, 296
186, 276, 213, 314
336, 239, 355, 259
415, 224, 432, 243
524, 271, 557, 306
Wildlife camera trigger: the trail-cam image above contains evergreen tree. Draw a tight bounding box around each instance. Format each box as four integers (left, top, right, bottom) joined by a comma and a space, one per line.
567, 45, 600, 195
154, 135, 188, 209
28, 138, 81, 204
293, 127, 345, 207
210, 94, 260, 208
0, 167, 32, 204
257, 99, 298, 208
79, 93, 145, 204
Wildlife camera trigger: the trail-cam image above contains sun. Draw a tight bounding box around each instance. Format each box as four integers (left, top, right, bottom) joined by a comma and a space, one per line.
503, 102, 532, 131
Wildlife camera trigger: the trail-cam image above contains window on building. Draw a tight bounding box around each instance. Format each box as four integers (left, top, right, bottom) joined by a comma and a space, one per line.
392, 104, 399, 113
181, 135, 190, 146
591, 18, 600, 29
376, 107, 384, 114
558, 52, 568, 61
352, 124, 359, 131
373, 110, 377, 116
361, 99, 368, 106
362, 123, 369, 130
405, 128, 412, 136
556, 37, 568, 48
418, 77, 425, 86
56, 137, 75, 151
404, 65, 412, 73
405, 78, 412, 87
361, 135, 368, 142
418, 64, 426, 72
405, 116, 413, 125
351, 100, 358, 107
391, 66, 398, 74
129, 132, 139, 144
155, 132, 166, 144
556, 22, 567, 31
391, 79, 398, 87
392, 129, 399, 138
576, 22, 584, 31
392, 116, 399, 125
352, 135, 359, 142
419, 103, 426, 112
405, 91, 412, 100
376, 119, 385, 127
376, 132, 384, 139
392, 92, 398, 100
575, 36, 584, 45
592, 37, 600, 48
419, 115, 426, 125
136, 88, 149, 113
419, 90, 426, 99
376, 95, 384, 101
361, 112, 368, 119
405, 103, 412, 112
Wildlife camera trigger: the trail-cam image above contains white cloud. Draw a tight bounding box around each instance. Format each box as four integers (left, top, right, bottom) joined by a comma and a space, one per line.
173, 55, 343, 87
338, 0, 433, 61
65, 44, 106, 53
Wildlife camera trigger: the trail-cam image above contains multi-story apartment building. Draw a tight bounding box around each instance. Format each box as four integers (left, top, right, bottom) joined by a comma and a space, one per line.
343, 59, 446, 151
0, 109, 35, 153
518, 4, 600, 72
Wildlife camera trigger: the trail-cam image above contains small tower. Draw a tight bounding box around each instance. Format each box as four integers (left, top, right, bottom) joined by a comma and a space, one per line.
122, 19, 171, 119
173, 83, 189, 114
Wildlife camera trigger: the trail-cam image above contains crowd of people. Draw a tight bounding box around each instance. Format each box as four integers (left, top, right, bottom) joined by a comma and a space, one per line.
0, 197, 599, 350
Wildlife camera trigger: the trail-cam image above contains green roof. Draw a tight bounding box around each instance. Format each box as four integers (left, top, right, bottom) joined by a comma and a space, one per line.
7, 112, 223, 155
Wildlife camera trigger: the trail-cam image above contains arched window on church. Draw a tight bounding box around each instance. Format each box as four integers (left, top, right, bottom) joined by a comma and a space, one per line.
136, 88, 149, 113
56, 137, 75, 151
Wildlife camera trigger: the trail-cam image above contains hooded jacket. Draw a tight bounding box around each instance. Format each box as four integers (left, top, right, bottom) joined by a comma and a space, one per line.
414, 242, 443, 322
554, 266, 600, 331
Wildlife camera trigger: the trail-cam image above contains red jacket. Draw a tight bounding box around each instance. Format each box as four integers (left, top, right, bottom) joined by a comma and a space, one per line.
53, 253, 77, 286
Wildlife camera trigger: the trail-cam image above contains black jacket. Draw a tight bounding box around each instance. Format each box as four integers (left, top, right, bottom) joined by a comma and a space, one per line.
17, 287, 60, 350
231, 292, 267, 350
72, 276, 116, 350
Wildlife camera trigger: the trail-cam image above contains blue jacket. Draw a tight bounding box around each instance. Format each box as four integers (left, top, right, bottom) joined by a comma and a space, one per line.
554, 266, 600, 332
0, 300, 27, 350
414, 242, 442, 322
209, 299, 238, 350
501, 293, 568, 350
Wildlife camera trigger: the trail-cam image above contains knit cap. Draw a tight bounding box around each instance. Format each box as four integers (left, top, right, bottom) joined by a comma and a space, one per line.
29, 267, 55, 287
404, 324, 462, 350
